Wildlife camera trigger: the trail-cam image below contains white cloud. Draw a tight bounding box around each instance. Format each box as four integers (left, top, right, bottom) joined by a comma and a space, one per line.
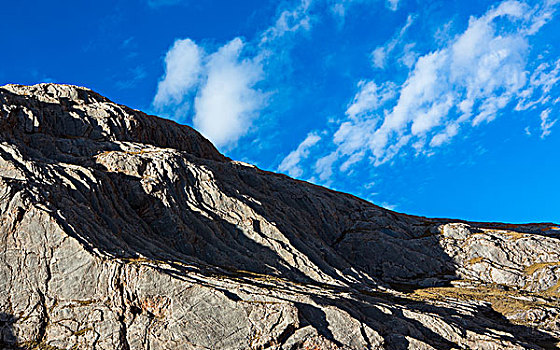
153, 38, 265, 148
346, 81, 397, 119
386, 0, 399, 11
526, 0, 559, 34
154, 0, 323, 149
429, 123, 459, 147
371, 15, 414, 69
154, 39, 202, 108
331, 2, 346, 17
399, 43, 418, 68
380, 201, 397, 210
154, 0, 416, 151
278, 132, 322, 177
339, 151, 365, 172
371, 47, 387, 70
315, 151, 338, 182
516, 58, 560, 111
540, 108, 557, 138
261, 0, 312, 43
434, 21, 455, 45
194, 39, 266, 148
318, 0, 560, 179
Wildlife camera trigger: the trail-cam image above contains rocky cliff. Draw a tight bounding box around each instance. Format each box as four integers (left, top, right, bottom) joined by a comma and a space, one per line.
1, 83, 560, 349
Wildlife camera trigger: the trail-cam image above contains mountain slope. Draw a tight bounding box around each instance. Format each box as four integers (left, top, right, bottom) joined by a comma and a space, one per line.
1, 83, 560, 349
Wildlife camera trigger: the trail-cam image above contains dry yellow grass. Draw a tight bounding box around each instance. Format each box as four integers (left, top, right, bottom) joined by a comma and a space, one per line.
545, 281, 560, 294
76, 299, 96, 306
524, 262, 560, 275
94, 150, 114, 158
409, 285, 558, 322
500, 230, 528, 240
482, 228, 527, 240
96, 149, 152, 158
124, 149, 149, 155
121, 256, 157, 265
73, 327, 93, 336
466, 257, 484, 265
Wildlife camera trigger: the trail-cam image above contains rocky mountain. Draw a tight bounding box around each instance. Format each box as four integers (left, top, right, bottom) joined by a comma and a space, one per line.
1, 83, 560, 349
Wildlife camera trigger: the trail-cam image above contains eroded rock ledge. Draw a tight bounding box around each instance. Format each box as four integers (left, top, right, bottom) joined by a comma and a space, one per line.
1, 83, 559, 349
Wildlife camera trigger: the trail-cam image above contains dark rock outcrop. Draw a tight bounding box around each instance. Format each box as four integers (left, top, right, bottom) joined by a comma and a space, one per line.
1, 83, 559, 349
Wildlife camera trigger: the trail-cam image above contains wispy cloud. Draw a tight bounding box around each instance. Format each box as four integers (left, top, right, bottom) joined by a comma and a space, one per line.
315, 151, 338, 183
540, 108, 557, 138
516, 58, 560, 111
116, 66, 147, 90
371, 14, 414, 69
380, 201, 397, 210
346, 81, 397, 119
311, 0, 560, 181
278, 132, 321, 177
386, 0, 400, 11
261, 0, 313, 43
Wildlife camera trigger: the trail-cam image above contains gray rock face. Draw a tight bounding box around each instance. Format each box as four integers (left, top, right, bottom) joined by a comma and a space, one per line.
1, 83, 559, 349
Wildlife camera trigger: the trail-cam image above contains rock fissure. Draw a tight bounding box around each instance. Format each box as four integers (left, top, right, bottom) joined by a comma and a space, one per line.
115, 263, 131, 350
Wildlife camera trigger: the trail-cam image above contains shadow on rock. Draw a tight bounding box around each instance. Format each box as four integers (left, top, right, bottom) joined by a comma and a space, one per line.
2, 87, 559, 349
0, 312, 18, 349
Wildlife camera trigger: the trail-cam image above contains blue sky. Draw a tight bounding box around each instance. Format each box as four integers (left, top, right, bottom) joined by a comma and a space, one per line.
2, 0, 559, 223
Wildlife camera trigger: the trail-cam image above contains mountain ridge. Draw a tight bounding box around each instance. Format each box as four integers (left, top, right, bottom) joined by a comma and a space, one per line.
3, 83, 555, 226
1, 83, 560, 349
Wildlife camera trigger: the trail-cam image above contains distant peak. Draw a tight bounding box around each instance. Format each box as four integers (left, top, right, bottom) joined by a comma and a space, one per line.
0, 83, 226, 162
1, 83, 111, 105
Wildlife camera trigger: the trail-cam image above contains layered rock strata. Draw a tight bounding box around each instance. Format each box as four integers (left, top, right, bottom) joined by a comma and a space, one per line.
1, 83, 559, 349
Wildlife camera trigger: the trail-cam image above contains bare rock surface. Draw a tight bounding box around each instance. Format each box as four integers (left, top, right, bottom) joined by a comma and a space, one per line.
1, 83, 560, 349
